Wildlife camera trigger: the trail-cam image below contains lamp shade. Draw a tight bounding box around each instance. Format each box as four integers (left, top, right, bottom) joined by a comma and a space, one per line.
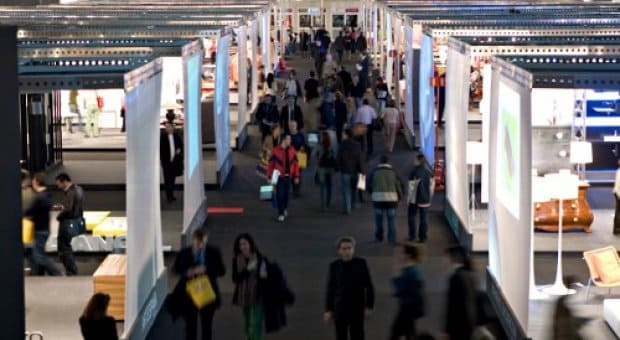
532, 175, 551, 203
466, 141, 485, 165
569, 141, 593, 164
544, 172, 579, 200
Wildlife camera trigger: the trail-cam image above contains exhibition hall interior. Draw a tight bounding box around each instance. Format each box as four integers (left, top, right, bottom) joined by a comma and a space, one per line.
3, 0, 620, 339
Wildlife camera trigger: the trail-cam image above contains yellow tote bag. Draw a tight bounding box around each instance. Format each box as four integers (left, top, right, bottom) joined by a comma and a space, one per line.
186, 275, 216, 309
22, 218, 34, 245
297, 150, 308, 169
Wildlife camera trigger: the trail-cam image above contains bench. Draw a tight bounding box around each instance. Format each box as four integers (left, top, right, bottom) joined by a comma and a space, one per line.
93, 254, 126, 320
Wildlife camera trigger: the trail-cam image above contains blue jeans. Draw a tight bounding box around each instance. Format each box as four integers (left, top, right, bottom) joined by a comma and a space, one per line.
33, 231, 60, 276
354, 97, 362, 110
319, 175, 332, 209
408, 204, 429, 241
341, 173, 357, 213
374, 208, 396, 243
275, 177, 291, 216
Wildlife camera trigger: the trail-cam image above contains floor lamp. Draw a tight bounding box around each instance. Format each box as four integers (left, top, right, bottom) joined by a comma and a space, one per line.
530, 173, 550, 300
466, 141, 484, 222
570, 141, 593, 181
542, 171, 579, 296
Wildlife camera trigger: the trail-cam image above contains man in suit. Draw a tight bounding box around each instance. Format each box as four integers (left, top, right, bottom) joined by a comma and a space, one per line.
324, 237, 375, 340
280, 96, 304, 135
445, 245, 477, 340
160, 121, 183, 202
172, 229, 226, 340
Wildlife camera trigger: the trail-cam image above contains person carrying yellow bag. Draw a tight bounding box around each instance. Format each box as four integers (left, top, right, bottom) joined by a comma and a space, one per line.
168, 229, 225, 340
23, 173, 61, 276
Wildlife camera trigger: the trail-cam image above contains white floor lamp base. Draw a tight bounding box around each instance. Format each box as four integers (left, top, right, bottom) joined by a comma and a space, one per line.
541, 282, 576, 296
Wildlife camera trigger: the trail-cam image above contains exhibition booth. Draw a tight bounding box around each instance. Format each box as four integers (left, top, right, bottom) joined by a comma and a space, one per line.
484, 53, 620, 340
442, 35, 620, 252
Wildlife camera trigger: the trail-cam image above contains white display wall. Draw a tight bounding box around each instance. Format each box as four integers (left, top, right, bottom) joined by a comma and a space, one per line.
488, 57, 532, 334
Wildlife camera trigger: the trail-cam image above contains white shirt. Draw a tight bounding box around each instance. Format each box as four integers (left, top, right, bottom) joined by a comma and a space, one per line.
614, 168, 620, 197
168, 133, 175, 162
382, 107, 400, 125
355, 105, 377, 125
286, 80, 297, 96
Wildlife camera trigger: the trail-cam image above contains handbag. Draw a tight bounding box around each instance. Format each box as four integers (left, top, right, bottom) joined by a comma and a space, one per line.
429, 177, 436, 200
407, 179, 421, 204
186, 275, 216, 309
372, 118, 384, 131
65, 218, 86, 238
22, 218, 34, 245
260, 185, 274, 201
297, 150, 308, 169
357, 173, 366, 191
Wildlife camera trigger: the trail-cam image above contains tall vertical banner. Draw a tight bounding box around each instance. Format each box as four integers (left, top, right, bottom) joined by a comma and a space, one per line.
418, 33, 435, 165
261, 13, 271, 74
250, 19, 259, 112
385, 12, 393, 90
393, 17, 402, 108
124, 59, 166, 338
488, 57, 532, 338
403, 24, 415, 148
214, 34, 232, 187
238, 25, 248, 138
444, 38, 471, 236
182, 41, 206, 244
371, 4, 378, 60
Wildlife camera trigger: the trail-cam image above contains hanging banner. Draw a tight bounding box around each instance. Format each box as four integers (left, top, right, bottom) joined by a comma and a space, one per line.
238, 25, 248, 140
251, 19, 259, 112
214, 34, 232, 187
418, 33, 435, 165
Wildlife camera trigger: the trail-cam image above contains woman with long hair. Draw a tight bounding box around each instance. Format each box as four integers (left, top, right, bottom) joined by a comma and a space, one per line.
314, 132, 337, 210
79, 293, 118, 340
232, 233, 268, 340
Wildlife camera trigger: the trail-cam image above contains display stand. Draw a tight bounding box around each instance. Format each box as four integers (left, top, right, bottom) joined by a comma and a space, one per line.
466, 141, 484, 222
530, 173, 549, 300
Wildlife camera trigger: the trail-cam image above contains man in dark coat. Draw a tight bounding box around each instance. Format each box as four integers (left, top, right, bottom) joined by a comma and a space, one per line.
171, 229, 226, 340
160, 121, 183, 202
408, 153, 434, 242
445, 246, 477, 340
337, 129, 363, 214
325, 237, 374, 340
280, 96, 304, 135
305, 71, 320, 102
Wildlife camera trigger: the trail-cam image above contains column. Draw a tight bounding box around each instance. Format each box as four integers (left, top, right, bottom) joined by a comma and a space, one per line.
251, 19, 259, 112
237, 25, 248, 132
393, 17, 402, 108
261, 12, 271, 74
0, 26, 24, 340
371, 3, 377, 62
385, 11, 393, 89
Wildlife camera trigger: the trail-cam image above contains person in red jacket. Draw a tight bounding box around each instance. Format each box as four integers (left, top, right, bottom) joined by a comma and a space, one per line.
267, 134, 300, 222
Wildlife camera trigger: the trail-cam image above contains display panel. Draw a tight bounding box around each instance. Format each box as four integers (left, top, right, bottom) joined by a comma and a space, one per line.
445, 44, 470, 229
419, 33, 435, 164
488, 62, 532, 334
214, 35, 231, 169
404, 25, 415, 143
124, 59, 165, 334
496, 82, 521, 219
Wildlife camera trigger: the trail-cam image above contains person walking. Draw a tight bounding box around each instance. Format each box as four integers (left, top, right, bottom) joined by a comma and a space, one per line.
383, 100, 400, 153
170, 229, 225, 340
355, 99, 378, 156
315, 132, 337, 210
255, 95, 280, 142
337, 129, 363, 214
408, 154, 434, 242
337, 66, 353, 93
375, 77, 389, 115
324, 236, 375, 340
355, 31, 367, 55
357, 52, 371, 91
367, 155, 403, 245
24, 172, 61, 276
389, 242, 425, 340
55, 173, 83, 276
160, 121, 183, 203
267, 134, 301, 222
289, 121, 307, 198
444, 246, 478, 340
334, 92, 348, 144
284, 70, 302, 104
280, 96, 304, 135
79, 293, 119, 340
233, 233, 268, 340
334, 31, 346, 64
348, 75, 365, 111
614, 158, 620, 234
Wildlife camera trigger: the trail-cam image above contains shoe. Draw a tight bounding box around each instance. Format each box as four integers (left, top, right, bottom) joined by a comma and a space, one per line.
277, 215, 285, 222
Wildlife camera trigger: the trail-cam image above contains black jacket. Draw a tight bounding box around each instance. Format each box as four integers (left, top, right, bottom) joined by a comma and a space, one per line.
280, 105, 304, 133
169, 245, 226, 316
446, 267, 478, 340
326, 257, 374, 321
79, 316, 118, 340
304, 77, 320, 100
335, 99, 348, 127
263, 262, 295, 333
57, 184, 84, 222
347, 81, 365, 99
409, 164, 434, 205
24, 190, 52, 232
337, 70, 352, 89
337, 138, 363, 175
160, 130, 184, 176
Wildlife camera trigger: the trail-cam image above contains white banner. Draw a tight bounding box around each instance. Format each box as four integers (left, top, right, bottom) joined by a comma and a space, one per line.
214, 35, 231, 169
385, 12, 393, 90
404, 24, 415, 142
238, 25, 248, 135
124, 58, 165, 334
250, 19, 259, 112
445, 44, 470, 230
488, 60, 532, 332
182, 42, 206, 234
